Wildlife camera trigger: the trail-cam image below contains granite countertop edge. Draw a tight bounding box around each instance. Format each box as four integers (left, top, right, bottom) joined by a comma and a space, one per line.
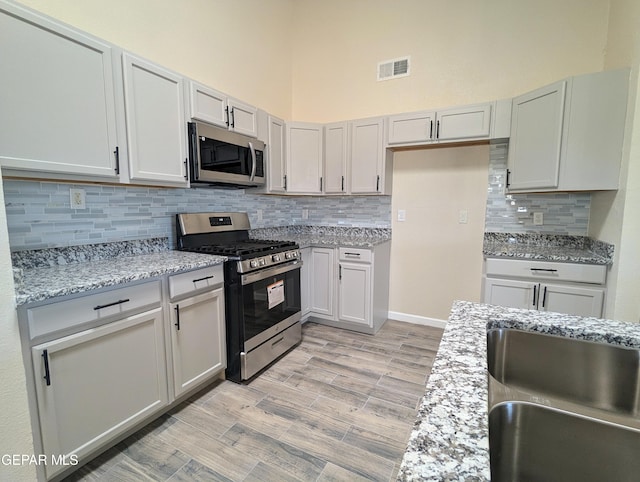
397, 300, 640, 481
15, 251, 227, 306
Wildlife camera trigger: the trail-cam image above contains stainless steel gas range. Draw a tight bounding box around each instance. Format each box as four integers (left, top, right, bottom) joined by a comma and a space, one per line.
176, 212, 302, 382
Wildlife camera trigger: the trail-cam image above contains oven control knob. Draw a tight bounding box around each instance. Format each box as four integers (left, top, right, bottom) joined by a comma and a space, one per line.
272, 254, 280, 262
259, 259, 266, 266
291, 251, 298, 258
250, 260, 258, 268
284, 252, 292, 259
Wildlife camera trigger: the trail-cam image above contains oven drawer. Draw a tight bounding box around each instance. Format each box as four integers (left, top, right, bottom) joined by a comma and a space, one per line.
169, 265, 224, 300
338, 247, 372, 263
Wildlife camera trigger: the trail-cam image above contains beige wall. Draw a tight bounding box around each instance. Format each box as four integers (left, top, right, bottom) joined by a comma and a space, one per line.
389, 145, 489, 321
16, 0, 295, 120
589, 0, 640, 322
290, 0, 610, 122
0, 179, 36, 481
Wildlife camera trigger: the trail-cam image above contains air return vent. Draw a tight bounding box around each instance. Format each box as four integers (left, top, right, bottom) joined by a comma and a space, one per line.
377, 56, 410, 81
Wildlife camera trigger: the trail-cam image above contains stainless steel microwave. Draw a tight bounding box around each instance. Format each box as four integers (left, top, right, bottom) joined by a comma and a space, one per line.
188, 121, 265, 188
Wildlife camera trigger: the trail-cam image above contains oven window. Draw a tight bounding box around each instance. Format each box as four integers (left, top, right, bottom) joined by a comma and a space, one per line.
242, 268, 301, 343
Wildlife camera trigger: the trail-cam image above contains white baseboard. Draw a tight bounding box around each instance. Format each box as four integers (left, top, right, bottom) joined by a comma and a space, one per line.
387, 311, 447, 329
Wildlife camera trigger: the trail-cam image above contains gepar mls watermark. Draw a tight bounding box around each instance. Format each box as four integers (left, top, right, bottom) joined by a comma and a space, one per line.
2, 454, 78, 466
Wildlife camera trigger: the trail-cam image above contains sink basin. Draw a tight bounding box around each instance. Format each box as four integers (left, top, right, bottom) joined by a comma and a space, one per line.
489, 401, 640, 482
487, 328, 640, 414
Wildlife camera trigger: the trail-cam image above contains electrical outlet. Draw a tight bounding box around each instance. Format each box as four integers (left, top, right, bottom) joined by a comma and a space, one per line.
257, 209, 263, 222
458, 210, 468, 224
533, 212, 544, 225
302, 209, 309, 220
69, 188, 86, 210
397, 209, 406, 222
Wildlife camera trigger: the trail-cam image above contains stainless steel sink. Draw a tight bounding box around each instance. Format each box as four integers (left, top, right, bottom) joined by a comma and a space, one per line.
487, 328, 640, 414
487, 328, 640, 481
489, 401, 640, 482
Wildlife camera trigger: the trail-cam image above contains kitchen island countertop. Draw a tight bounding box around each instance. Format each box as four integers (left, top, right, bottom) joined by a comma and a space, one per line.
397, 300, 640, 481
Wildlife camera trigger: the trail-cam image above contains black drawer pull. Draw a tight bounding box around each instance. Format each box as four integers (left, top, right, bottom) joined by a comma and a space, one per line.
530, 268, 558, 273
42, 349, 51, 386
193, 275, 214, 283
533, 284, 538, 307
542, 286, 548, 308
344, 252, 361, 257
93, 299, 130, 311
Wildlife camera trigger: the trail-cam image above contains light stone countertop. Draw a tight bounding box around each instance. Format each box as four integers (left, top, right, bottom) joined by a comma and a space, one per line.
397, 300, 640, 481
14, 251, 226, 306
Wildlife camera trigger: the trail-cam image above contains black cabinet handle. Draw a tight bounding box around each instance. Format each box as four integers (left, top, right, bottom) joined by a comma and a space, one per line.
339, 265, 342, 281
42, 349, 51, 386
192, 275, 214, 283
533, 284, 538, 307
376, 175, 380, 192
114, 146, 120, 174
341, 175, 345, 192
530, 268, 558, 273
320, 177, 323, 191
436, 120, 440, 139
93, 299, 130, 311
230, 107, 235, 128
175, 305, 180, 331
506, 169, 511, 188
225, 106, 230, 127
184, 158, 188, 180
344, 252, 361, 257
542, 286, 548, 308
283, 175, 287, 190
429, 120, 433, 139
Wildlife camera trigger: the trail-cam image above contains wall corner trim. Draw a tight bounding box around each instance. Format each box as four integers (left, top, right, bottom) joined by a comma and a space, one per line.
388, 311, 447, 328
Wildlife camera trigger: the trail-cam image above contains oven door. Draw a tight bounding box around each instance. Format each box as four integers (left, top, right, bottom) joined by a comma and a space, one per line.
240, 260, 302, 352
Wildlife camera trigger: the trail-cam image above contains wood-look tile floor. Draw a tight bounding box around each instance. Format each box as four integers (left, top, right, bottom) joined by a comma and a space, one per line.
66, 320, 443, 482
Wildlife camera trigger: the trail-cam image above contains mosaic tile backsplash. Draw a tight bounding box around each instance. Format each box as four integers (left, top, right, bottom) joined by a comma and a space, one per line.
3, 180, 391, 251
484, 143, 591, 235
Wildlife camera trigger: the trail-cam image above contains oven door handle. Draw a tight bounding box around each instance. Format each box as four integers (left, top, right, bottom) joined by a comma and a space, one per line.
249, 141, 257, 182
241, 260, 302, 285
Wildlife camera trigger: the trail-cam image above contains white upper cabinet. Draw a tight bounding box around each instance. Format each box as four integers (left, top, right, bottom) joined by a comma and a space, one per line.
187, 80, 257, 138
122, 53, 188, 186
350, 117, 386, 194
324, 122, 349, 194
267, 115, 287, 193
286, 122, 323, 194
386, 103, 492, 146
507, 69, 629, 192
0, 2, 120, 179
507, 80, 566, 190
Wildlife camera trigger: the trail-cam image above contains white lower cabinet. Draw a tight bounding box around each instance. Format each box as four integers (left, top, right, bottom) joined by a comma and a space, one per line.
308, 243, 390, 334
169, 287, 225, 398
483, 258, 606, 318
31, 307, 167, 480
309, 247, 336, 318
300, 247, 312, 318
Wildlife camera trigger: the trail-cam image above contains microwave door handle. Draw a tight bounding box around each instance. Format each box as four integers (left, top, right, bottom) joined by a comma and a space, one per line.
249, 141, 257, 182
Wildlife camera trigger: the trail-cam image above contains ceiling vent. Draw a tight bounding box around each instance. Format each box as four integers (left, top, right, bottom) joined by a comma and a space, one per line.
377, 56, 410, 81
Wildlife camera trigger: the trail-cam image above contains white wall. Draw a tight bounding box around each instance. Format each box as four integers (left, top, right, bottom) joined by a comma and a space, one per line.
0, 179, 36, 481
389, 145, 489, 322
589, 0, 640, 322
16, 0, 295, 120
290, 0, 610, 122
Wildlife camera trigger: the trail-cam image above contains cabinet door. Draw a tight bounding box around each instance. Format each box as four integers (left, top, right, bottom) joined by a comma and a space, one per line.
287, 122, 323, 193
484, 278, 536, 310
436, 104, 491, 141
0, 3, 119, 178
350, 118, 384, 194
188, 80, 228, 128
324, 122, 348, 194
507, 80, 566, 190
228, 98, 258, 138
539, 283, 604, 318
122, 53, 188, 185
32, 308, 167, 480
268, 115, 287, 193
338, 262, 372, 325
310, 248, 336, 318
300, 248, 312, 317
169, 288, 226, 398
387, 111, 435, 145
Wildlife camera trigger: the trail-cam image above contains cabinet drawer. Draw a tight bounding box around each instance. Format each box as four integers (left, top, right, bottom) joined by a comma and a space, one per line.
27, 280, 161, 340
485, 258, 606, 284
169, 265, 224, 300
339, 248, 372, 263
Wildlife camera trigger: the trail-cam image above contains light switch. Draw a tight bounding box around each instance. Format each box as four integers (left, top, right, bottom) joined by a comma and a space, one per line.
397, 209, 406, 222
458, 210, 468, 224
